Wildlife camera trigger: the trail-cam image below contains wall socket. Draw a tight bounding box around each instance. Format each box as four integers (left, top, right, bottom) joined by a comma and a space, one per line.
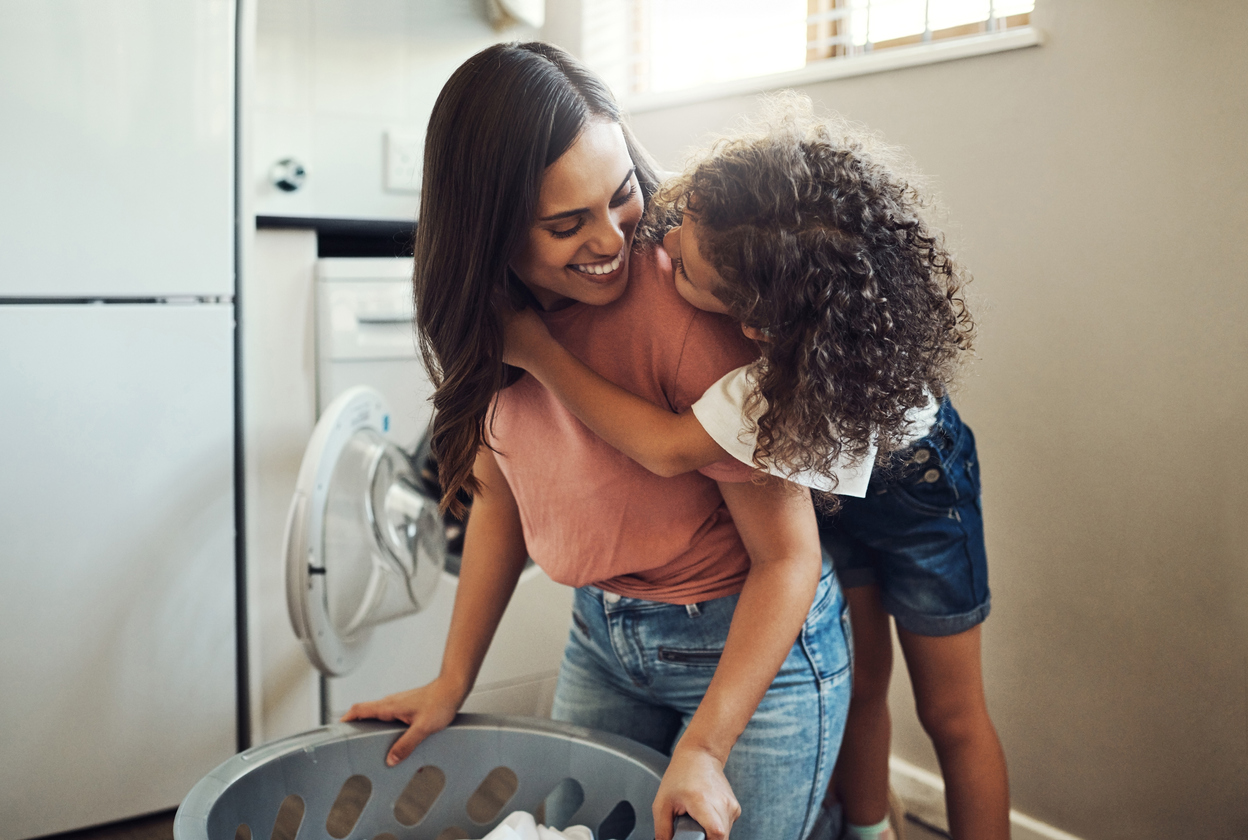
385, 129, 423, 194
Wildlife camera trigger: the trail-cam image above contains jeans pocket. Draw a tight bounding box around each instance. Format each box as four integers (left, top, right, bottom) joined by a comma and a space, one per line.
841, 600, 854, 677
805, 587, 831, 630
801, 597, 851, 682
889, 478, 957, 517
571, 610, 592, 638
965, 448, 983, 495
656, 646, 723, 667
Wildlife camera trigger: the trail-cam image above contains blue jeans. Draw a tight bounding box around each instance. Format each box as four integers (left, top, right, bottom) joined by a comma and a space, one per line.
818, 397, 991, 636
551, 554, 851, 840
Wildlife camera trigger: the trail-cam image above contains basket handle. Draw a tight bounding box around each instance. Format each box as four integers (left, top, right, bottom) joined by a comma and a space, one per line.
672, 814, 706, 839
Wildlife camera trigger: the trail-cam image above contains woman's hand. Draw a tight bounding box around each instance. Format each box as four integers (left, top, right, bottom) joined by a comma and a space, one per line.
340, 676, 464, 767
500, 304, 554, 370
653, 741, 741, 840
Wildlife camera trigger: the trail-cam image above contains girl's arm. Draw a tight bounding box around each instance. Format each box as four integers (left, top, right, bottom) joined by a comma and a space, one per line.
341, 445, 530, 767
651, 479, 823, 840
504, 307, 729, 477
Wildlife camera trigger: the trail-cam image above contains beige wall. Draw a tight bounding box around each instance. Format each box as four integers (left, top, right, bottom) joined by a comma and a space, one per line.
624, 3, 1248, 838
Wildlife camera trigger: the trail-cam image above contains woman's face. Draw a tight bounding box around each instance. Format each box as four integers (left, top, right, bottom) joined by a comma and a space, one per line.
511, 120, 643, 310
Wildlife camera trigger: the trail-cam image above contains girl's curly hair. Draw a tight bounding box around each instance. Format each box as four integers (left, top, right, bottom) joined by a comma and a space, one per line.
642, 93, 974, 492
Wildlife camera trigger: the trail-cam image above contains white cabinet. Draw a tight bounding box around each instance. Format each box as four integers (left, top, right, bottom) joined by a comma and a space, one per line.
0, 0, 235, 298
0, 2, 239, 836
0, 304, 237, 839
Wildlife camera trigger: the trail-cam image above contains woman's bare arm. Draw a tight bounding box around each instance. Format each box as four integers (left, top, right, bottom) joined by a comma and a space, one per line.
504, 306, 729, 477
341, 446, 529, 766
651, 479, 823, 840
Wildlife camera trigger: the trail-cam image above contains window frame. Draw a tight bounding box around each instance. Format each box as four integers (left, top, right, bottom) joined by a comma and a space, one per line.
613, 8, 1041, 114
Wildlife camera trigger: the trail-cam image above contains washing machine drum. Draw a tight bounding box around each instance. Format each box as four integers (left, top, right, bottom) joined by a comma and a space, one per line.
285, 387, 446, 677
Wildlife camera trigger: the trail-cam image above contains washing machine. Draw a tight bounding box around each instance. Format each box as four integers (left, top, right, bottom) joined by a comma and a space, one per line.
289, 257, 572, 722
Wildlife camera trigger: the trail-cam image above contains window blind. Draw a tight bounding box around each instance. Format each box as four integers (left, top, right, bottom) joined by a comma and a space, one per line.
583, 0, 1034, 98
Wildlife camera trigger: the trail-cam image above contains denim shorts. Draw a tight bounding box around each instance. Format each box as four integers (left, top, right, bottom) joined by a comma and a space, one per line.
817, 398, 991, 637
551, 553, 851, 840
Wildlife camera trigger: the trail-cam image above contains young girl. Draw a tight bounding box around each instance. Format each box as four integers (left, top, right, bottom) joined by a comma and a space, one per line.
503, 95, 1010, 840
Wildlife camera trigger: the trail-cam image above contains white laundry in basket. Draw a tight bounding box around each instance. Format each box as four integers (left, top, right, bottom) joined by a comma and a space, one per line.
480, 810, 594, 840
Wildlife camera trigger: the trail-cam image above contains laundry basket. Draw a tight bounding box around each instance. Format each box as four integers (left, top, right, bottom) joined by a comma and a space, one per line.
175, 715, 705, 840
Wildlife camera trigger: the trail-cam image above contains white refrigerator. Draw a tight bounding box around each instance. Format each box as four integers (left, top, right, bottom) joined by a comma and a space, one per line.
0, 2, 240, 837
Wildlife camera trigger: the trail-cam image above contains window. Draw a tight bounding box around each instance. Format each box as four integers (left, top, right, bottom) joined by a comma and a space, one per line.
583, 0, 1036, 106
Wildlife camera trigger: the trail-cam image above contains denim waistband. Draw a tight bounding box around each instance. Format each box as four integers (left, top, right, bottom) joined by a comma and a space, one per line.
582, 584, 708, 617
906, 396, 969, 462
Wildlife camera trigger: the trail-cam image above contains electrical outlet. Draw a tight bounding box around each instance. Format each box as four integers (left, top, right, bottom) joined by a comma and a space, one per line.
385, 129, 423, 194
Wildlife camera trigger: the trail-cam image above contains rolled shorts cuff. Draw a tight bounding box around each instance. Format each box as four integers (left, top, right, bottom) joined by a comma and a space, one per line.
883, 592, 992, 637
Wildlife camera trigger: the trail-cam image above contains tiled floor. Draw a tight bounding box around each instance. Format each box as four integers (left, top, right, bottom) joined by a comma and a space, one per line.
40, 811, 175, 840
904, 816, 951, 840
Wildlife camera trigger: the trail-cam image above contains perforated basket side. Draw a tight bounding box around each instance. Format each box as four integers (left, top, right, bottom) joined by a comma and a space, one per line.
176, 715, 674, 840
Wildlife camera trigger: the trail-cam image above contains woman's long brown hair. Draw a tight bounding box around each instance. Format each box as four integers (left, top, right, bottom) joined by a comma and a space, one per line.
414, 42, 661, 515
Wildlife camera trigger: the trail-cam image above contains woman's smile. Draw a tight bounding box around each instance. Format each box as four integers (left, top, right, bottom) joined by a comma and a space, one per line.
568, 250, 624, 278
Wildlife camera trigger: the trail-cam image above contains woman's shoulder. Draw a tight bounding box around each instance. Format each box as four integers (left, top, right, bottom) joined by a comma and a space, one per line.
624, 242, 673, 302
577, 241, 756, 408
628, 242, 678, 308
623, 242, 705, 327
625, 246, 757, 412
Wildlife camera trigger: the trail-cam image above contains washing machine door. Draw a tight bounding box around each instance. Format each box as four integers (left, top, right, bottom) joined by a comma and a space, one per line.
285, 386, 446, 676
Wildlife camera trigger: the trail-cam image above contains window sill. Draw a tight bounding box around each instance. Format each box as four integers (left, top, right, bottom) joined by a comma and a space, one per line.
621, 26, 1043, 114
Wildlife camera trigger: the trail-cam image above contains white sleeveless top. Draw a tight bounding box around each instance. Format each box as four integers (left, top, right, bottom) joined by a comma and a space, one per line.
690, 363, 939, 495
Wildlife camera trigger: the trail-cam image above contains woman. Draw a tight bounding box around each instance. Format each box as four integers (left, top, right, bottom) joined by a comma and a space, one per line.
343, 42, 850, 840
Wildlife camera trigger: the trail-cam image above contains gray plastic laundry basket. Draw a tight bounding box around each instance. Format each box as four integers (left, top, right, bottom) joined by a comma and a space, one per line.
175, 715, 705, 840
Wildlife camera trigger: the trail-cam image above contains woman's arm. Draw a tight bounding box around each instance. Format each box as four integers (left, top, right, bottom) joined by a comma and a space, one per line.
504, 307, 729, 477
651, 479, 823, 840
341, 446, 530, 766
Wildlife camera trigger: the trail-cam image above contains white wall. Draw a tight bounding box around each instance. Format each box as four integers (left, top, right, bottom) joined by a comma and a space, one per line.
620, 3, 1248, 839
253, 0, 536, 220
244, 228, 322, 743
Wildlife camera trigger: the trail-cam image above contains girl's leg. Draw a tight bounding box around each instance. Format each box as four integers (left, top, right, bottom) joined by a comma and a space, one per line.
833, 584, 896, 828
896, 625, 1009, 840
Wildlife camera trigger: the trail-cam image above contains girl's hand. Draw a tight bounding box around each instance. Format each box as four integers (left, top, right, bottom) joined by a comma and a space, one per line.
652, 742, 741, 840
340, 676, 464, 767
500, 305, 554, 371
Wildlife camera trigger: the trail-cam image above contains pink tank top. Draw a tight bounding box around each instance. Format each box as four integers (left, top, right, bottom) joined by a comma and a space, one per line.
487, 245, 758, 604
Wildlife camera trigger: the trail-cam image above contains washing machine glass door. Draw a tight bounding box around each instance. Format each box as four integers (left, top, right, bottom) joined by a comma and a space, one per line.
286, 386, 446, 676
